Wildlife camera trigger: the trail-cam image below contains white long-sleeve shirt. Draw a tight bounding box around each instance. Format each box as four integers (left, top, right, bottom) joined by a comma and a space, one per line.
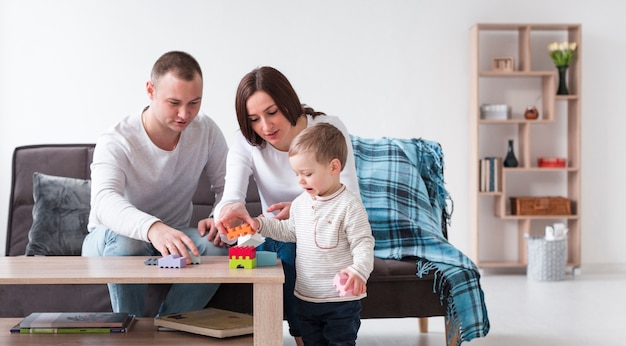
214, 114, 359, 219
87, 110, 228, 242
257, 185, 375, 303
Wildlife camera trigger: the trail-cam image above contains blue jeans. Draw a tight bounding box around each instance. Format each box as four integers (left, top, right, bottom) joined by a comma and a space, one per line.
82, 225, 227, 317
296, 299, 362, 346
257, 238, 300, 337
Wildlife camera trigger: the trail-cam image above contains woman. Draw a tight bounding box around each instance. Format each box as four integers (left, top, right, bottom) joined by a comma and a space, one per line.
211, 66, 360, 345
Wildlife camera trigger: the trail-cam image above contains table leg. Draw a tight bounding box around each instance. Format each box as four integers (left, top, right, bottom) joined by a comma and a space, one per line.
253, 282, 283, 346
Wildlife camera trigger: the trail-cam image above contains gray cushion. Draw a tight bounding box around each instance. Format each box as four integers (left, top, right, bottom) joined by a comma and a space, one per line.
25, 172, 91, 256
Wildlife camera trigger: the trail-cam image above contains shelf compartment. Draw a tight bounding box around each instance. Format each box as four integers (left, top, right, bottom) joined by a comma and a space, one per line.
478, 73, 555, 121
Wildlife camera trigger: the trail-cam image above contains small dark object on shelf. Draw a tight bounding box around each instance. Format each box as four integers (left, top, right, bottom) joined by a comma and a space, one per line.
503, 139, 519, 167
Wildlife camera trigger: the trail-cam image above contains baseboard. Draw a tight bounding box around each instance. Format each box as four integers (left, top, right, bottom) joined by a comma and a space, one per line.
579, 263, 626, 274
479, 263, 626, 276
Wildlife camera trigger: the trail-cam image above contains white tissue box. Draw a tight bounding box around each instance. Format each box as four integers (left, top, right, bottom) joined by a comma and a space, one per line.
480, 104, 511, 120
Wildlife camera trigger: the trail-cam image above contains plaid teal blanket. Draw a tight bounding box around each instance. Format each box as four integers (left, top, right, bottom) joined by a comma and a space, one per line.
351, 135, 490, 345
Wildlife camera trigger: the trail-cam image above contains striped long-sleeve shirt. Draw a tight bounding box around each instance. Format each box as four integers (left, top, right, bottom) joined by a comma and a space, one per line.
257, 185, 374, 303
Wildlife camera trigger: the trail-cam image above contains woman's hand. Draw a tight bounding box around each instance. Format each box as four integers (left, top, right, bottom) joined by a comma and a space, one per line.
214, 203, 256, 234
266, 201, 292, 220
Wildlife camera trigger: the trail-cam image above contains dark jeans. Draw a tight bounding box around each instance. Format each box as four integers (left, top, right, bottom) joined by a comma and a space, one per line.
257, 238, 300, 337
296, 298, 362, 346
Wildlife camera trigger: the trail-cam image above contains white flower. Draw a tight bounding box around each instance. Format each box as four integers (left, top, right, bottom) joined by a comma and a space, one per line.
548, 41, 577, 67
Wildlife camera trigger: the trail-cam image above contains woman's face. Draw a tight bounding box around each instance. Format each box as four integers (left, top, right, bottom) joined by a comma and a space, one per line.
246, 91, 301, 151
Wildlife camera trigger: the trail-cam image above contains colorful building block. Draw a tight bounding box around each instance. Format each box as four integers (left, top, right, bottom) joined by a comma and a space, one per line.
144, 258, 159, 266
228, 246, 257, 269
220, 233, 238, 245
256, 251, 277, 267
188, 251, 201, 265
237, 233, 265, 247
225, 224, 255, 241
158, 254, 187, 268
333, 273, 354, 297
228, 246, 256, 259
229, 257, 257, 269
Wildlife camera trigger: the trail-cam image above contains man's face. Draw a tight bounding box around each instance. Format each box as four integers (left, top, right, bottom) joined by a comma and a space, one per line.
147, 71, 203, 134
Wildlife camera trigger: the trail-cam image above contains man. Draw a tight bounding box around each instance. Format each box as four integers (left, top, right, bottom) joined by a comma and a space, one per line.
82, 51, 228, 317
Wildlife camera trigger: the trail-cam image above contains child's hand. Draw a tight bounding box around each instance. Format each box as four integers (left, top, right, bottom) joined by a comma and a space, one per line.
251, 218, 260, 231
340, 269, 367, 296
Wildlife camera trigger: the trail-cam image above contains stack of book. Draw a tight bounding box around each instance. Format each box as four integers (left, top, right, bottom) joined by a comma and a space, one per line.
11, 312, 135, 334
479, 157, 502, 192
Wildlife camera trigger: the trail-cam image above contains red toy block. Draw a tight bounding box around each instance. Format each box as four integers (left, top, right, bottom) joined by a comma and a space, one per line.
226, 224, 255, 241
228, 246, 256, 260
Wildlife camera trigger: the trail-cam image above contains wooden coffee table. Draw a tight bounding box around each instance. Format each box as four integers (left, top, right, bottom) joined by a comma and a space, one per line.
0, 256, 284, 346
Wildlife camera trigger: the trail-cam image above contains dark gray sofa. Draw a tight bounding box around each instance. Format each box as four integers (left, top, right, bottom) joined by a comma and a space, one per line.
3, 144, 445, 331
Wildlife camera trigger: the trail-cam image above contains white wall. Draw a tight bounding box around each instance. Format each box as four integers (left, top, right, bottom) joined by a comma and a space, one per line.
1, 0, 624, 267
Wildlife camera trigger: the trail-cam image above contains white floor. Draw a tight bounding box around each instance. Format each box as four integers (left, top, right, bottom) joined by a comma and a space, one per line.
283, 268, 626, 345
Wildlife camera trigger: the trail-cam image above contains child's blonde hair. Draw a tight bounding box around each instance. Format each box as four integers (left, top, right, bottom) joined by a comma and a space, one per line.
289, 123, 347, 171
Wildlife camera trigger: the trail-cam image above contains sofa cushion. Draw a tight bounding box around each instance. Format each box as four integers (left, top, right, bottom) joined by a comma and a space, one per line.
25, 172, 91, 256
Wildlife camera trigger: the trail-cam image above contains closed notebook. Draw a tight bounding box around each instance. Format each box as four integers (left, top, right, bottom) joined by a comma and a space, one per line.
154, 308, 253, 338
11, 315, 136, 334
20, 312, 131, 328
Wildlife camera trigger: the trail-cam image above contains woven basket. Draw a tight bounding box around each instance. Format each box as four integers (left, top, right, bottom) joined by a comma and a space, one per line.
526, 236, 567, 281
510, 197, 571, 215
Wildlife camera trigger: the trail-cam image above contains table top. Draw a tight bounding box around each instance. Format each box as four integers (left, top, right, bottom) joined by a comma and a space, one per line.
0, 256, 284, 285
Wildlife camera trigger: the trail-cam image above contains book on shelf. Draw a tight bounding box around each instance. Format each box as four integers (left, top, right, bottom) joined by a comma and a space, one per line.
479, 157, 501, 192
11, 314, 136, 334
19, 311, 132, 329
154, 308, 253, 338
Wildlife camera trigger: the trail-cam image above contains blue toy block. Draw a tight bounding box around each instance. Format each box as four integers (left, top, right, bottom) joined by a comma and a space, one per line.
256, 251, 277, 267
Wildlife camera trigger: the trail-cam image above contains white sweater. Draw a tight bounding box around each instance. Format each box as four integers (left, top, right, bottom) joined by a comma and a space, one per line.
214, 115, 360, 219
257, 185, 375, 303
87, 110, 228, 242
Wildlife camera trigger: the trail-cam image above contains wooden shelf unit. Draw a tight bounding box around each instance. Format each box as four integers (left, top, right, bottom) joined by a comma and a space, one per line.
468, 23, 581, 269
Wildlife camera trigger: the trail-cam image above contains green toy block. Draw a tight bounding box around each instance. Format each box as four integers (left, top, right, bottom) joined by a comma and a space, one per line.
229, 257, 257, 269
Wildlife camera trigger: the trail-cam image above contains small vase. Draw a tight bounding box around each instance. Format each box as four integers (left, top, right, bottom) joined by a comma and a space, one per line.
503, 139, 519, 168
557, 65, 569, 95
524, 106, 539, 120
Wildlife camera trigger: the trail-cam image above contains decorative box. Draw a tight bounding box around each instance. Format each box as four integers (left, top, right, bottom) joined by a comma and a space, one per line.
510, 197, 571, 216
480, 104, 511, 120
538, 157, 567, 168
492, 57, 515, 72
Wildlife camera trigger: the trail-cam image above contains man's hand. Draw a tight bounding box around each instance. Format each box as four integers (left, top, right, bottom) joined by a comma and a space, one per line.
147, 221, 198, 264
266, 201, 292, 220
197, 218, 227, 247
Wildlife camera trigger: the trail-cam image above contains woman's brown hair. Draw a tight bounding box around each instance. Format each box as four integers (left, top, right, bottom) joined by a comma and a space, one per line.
235, 66, 325, 147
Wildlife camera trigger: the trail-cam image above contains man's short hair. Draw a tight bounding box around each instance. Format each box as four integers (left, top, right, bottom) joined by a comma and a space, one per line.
151, 51, 202, 83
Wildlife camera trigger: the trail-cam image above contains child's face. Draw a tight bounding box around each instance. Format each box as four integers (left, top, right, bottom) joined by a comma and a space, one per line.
289, 152, 341, 197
